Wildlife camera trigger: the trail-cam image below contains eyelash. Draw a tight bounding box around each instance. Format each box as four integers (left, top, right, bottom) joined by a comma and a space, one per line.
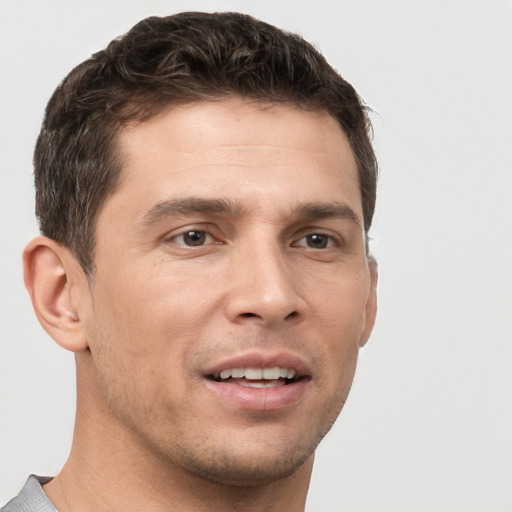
168, 229, 218, 247
292, 233, 338, 249
167, 228, 339, 250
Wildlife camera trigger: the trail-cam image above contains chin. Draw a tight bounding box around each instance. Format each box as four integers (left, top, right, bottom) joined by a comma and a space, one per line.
181, 448, 313, 487
169, 425, 325, 487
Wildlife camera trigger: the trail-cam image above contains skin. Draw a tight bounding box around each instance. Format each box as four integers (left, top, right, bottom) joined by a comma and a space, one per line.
24, 98, 377, 512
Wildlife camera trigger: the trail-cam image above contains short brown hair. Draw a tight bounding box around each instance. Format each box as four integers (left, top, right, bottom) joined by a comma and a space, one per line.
34, 11, 378, 275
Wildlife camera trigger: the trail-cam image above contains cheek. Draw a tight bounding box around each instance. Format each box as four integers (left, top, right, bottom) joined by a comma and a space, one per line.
309, 270, 370, 332
307, 273, 369, 383
87, 264, 220, 385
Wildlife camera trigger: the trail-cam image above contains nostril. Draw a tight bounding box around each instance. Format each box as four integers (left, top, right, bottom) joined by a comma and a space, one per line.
240, 311, 298, 320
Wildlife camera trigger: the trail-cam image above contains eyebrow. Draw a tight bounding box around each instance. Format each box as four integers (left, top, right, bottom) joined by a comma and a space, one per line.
141, 197, 361, 228
142, 197, 248, 226
294, 202, 362, 228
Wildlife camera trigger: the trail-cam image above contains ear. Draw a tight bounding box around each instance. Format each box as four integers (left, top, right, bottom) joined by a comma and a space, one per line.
23, 236, 90, 352
359, 255, 378, 348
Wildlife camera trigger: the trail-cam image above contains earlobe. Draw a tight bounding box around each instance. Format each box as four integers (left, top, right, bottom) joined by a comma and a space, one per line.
359, 256, 378, 348
23, 236, 89, 352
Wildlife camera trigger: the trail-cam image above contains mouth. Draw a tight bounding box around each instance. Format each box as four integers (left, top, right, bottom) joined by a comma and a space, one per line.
208, 366, 299, 388
203, 354, 310, 411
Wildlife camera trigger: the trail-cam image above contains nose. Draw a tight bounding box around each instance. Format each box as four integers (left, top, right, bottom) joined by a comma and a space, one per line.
225, 241, 305, 327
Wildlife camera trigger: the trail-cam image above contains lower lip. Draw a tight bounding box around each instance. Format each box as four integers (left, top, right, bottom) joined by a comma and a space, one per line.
204, 379, 308, 411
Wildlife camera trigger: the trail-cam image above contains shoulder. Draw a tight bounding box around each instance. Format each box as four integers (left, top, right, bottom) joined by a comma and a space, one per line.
1, 476, 57, 512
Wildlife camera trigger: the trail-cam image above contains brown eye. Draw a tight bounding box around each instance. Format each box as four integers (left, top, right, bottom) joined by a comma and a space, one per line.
294, 233, 335, 249
305, 234, 329, 248
173, 230, 210, 246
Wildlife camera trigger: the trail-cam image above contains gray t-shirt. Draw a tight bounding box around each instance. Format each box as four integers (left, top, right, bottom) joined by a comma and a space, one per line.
1, 476, 57, 512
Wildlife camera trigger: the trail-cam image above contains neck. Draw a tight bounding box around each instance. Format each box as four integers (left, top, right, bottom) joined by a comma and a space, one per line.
44, 361, 314, 512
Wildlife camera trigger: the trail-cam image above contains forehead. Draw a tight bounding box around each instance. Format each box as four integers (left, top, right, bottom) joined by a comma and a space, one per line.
121, 99, 350, 159
108, 98, 361, 222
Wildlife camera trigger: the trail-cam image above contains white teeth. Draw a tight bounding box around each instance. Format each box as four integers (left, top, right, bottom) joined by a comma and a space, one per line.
262, 367, 280, 379
231, 368, 244, 378
239, 380, 284, 388
245, 368, 262, 380
219, 369, 231, 380
216, 367, 297, 381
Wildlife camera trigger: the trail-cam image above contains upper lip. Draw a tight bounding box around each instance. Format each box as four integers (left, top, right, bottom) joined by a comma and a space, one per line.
203, 351, 311, 379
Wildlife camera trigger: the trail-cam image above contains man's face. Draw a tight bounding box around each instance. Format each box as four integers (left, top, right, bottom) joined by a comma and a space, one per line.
82, 98, 376, 484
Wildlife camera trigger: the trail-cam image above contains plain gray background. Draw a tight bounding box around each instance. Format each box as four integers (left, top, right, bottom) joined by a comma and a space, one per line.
1, 1, 511, 510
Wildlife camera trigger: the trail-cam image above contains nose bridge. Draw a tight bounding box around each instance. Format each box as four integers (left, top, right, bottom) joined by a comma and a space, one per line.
227, 231, 302, 325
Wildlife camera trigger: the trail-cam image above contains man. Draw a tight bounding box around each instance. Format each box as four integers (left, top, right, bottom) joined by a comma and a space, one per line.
2, 11, 377, 512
